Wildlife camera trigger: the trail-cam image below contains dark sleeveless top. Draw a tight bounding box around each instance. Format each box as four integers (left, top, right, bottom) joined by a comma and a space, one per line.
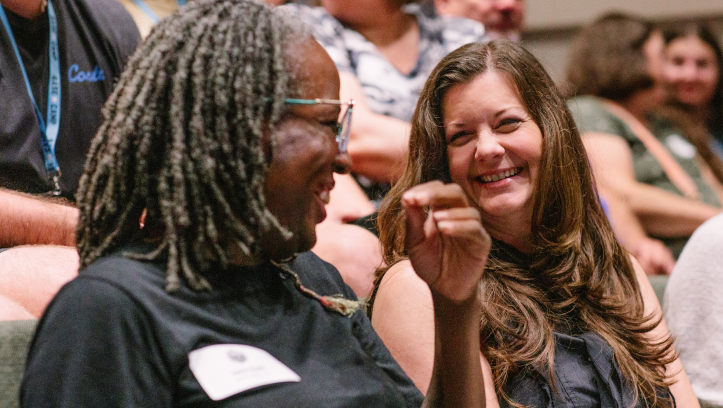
501, 331, 674, 408
492, 240, 674, 408
369, 240, 674, 407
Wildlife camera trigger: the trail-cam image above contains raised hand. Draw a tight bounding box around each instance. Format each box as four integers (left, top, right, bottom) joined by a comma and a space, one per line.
632, 237, 675, 275
402, 181, 490, 303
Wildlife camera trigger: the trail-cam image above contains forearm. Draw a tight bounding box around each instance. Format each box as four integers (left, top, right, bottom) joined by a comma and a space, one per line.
423, 292, 485, 408
0, 189, 78, 247
599, 186, 648, 247
347, 108, 409, 182
338, 71, 409, 182
625, 183, 721, 237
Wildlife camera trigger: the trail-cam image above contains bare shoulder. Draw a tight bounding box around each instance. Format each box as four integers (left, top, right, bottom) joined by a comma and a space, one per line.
371, 260, 436, 393
628, 255, 661, 318
373, 260, 433, 321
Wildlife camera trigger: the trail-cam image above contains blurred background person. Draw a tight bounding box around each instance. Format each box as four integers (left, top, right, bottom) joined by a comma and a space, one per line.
281, 0, 485, 296
664, 213, 723, 408
566, 13, 723, 273
0, 0, 140, 319
288, 0, 485, 207
433, 0, 524, 41
663, 23, 723, 158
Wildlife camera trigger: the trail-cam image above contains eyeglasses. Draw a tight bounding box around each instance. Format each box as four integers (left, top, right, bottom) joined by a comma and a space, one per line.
283, 98, 354, 153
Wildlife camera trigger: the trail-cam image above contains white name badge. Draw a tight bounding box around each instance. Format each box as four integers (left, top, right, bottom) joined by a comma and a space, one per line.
188, 344, 301, 401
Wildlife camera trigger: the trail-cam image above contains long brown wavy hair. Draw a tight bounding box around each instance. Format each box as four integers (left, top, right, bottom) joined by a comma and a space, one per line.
373, 40, 676, 406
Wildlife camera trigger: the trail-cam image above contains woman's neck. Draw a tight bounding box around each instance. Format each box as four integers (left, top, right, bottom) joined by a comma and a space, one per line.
618, 95, 651, 127
484, 214, 535, 254
344, 8, 419, 75
1, 0, 46, 19
691, 103, 712, 126
347, 7, 413, 46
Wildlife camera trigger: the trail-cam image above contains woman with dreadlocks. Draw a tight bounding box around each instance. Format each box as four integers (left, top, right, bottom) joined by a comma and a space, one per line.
20, 0, 489, 407
370, 40, 699, 407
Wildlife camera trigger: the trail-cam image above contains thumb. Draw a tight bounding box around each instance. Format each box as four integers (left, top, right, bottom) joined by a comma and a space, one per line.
404, 203, 428, 252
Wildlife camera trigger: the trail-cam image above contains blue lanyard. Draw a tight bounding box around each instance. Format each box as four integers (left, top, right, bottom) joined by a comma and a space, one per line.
0, 1, 62, 195
131, 0, 185, 24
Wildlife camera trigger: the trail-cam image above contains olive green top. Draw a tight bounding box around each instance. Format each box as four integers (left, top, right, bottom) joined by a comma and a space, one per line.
568, 95, 719, 257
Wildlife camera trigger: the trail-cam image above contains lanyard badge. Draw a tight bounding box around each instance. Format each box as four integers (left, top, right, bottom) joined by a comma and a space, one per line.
0, 1, 63, 196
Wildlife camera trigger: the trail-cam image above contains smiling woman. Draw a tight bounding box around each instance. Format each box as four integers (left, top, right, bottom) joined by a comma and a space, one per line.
370, 40, 699, 408
443, 71, 541, 251
663, 23, 723, 156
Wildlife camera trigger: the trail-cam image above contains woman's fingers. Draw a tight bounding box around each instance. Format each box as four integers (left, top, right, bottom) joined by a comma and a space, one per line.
404, 200, 432, 251
436, 219, 488, 241
432, 207, 481, 222
402, 181, 468, 211
403, 181, 472, 253
402, 180, 491, 302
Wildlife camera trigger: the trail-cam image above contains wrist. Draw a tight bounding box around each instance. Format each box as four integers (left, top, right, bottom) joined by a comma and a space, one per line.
431, 289, 482, 328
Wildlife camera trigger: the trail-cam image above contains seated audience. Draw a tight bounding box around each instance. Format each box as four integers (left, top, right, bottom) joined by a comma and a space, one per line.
288, 0, 485, 203
0, 0, 140, 318
21, 2, 489, 406
663, 23, 723, 159
433, 0, 524, 41
664, 213, 723, 408
284, 0, 486, 295
566, 13, 723, 262
371, 39, 698, 407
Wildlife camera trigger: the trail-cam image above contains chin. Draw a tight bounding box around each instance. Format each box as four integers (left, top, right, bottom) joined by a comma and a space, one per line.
479, 196, 531, 218
295, 228, 318, 255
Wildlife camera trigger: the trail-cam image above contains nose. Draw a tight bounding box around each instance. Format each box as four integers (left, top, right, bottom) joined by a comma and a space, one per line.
681, 62, 698, 81
474, 132, 505, 162
495, 0, 519, 11
333, 151, 352, 174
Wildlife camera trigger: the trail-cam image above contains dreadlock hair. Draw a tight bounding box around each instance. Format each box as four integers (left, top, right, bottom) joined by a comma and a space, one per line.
76, 0, 310, 292
373, 40, 676, 407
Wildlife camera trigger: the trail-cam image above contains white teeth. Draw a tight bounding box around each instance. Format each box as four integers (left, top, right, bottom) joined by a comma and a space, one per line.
319, 191, 330, 205
480, 167, 522, 183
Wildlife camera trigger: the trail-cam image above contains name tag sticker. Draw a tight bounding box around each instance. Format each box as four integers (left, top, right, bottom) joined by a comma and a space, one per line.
188, 344, 301, 401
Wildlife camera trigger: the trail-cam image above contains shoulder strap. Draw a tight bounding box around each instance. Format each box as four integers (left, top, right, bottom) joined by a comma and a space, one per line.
602, 100, 700, 200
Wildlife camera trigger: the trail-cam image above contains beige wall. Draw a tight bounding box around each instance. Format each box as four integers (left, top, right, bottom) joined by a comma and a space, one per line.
526, 0, 723, 31
520, 0, 723, 84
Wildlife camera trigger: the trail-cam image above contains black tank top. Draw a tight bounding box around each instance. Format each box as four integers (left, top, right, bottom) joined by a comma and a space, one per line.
501, 331, 673, 407
490, 240, 674, 408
